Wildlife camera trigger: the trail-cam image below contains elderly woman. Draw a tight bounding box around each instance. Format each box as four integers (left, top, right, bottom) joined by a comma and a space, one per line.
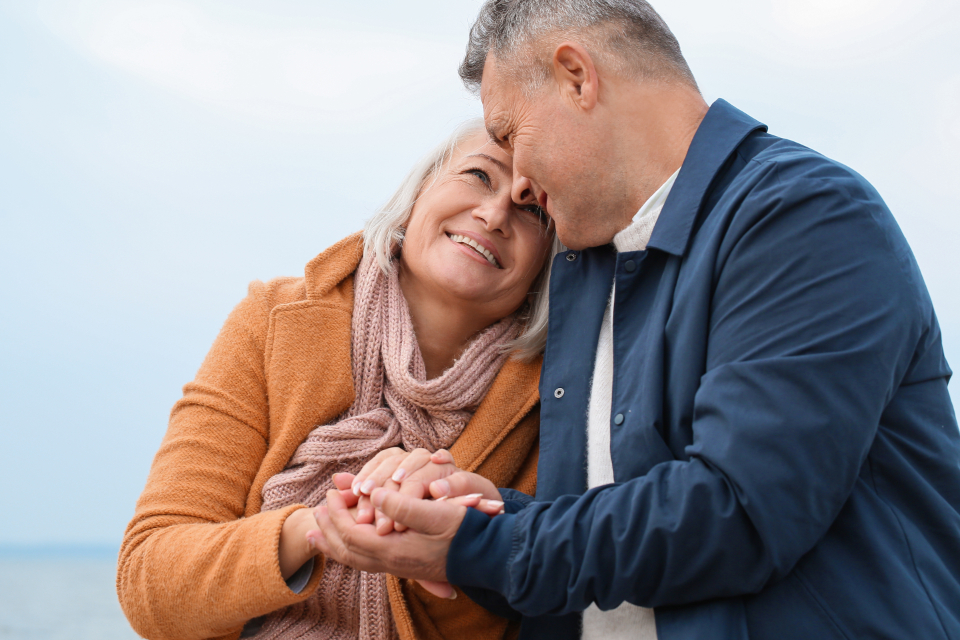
117, 120, 558, 640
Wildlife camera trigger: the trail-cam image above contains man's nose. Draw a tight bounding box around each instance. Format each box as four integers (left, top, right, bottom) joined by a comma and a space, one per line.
511, 172, 538, 208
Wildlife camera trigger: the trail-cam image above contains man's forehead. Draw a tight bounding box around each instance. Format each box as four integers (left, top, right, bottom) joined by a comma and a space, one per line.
480, 59, 520, 141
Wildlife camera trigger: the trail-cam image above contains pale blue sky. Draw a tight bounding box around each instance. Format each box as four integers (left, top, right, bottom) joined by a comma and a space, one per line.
1, 0, 957, 546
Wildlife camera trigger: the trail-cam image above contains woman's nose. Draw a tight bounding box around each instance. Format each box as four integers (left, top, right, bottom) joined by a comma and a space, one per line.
473, 193, 513, 233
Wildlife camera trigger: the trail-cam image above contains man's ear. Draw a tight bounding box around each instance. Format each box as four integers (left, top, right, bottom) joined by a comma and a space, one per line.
552, 42, 599, 110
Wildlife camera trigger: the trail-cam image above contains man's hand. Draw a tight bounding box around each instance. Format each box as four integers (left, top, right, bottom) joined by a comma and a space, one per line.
309, 489, 468, 590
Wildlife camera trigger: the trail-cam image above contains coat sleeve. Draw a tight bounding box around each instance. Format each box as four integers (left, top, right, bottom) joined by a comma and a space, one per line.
117, 282, 324, 640
447, 159, 933, 615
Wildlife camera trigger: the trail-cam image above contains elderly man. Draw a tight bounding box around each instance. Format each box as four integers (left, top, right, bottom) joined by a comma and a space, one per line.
312, 1, 960, 639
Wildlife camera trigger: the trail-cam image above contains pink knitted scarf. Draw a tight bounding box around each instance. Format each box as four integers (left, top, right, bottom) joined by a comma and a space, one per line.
252, 253, 519, 640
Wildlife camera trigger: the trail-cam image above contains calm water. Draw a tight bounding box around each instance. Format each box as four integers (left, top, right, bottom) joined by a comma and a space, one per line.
0, 554, 140, 639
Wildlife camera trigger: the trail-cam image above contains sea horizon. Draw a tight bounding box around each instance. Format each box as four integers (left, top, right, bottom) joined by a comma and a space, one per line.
0, 546, 139, 639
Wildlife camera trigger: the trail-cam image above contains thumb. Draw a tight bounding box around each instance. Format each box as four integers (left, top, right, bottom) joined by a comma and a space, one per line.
372, 488, 464, 536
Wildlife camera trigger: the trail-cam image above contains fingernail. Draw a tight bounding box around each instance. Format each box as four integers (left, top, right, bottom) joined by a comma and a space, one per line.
448, 590, 458, 600
360, 480, 375, 495
358, 508, 371, 520
466, 493, 483, 500
436, 495, 448, 501
391, 468, 406, 483
377, 517, 389, 530
372, 488, 386, 508
352, 482, 361, 496
487, 500, 504, 509
432, 479, 450, 496
498, 508, 505, 515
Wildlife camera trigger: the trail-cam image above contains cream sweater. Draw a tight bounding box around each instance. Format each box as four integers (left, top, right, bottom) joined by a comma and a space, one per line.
582, 169, 680, 640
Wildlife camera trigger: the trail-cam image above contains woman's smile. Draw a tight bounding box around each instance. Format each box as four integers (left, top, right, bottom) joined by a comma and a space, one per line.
398, 129, 552, 324
446, 231, 502, 268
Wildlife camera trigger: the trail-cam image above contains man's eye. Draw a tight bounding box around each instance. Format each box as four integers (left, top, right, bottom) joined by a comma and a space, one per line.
466, 169, 491, 186
517, 204, 549, 224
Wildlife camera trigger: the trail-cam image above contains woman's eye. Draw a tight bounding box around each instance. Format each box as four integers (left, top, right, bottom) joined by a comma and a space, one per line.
466, 169, 491, 186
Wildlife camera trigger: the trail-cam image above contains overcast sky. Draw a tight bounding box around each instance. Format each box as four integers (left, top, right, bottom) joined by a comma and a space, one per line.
1, 0, 957, 547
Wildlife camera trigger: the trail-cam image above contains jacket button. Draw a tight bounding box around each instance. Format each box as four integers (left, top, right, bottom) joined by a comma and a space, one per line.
614, 413, 624, 425
554, 388, 565, 399
566, 253, 578, 262
624, 260, 636, 273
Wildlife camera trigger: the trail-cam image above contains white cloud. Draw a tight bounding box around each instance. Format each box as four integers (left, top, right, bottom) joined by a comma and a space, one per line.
37, 0, 465, 128
668, 0, 955, 70
772, 0, 924, 42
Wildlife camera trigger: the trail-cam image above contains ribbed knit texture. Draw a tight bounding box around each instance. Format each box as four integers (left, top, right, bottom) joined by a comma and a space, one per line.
254, 253, 519, 640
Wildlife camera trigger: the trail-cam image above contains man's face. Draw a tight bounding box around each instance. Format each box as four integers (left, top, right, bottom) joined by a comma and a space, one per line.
480, 53, 626, 250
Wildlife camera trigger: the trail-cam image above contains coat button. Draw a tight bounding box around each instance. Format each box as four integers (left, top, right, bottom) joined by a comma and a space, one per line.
566, 253, 578, 262
624, 260, 636, 273
554, 388, 565, 399
614, 413, 624, 425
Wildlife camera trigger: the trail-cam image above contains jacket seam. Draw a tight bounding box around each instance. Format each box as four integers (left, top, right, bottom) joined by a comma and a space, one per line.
791, 569, 854, 640
867, 455, 951, 640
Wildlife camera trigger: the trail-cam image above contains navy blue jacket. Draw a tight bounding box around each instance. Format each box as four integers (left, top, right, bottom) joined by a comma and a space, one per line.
447, 100, 960, 640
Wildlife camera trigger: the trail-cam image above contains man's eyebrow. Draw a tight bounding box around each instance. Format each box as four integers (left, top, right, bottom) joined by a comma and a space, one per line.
465, 153, 509, 174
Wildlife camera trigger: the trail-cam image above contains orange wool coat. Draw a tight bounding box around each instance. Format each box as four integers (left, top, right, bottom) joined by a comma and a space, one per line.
117, 233, 541, 640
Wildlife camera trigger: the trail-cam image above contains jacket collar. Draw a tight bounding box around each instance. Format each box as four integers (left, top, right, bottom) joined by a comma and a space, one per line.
647, 99, 767, 257
304, 231, 365, 302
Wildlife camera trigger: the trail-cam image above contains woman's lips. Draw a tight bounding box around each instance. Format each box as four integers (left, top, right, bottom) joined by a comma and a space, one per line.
446, 233, 501, 268
446, 230, 503, 267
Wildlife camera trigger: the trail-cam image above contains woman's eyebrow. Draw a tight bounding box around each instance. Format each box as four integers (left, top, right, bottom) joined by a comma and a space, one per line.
465, 153, 510, 174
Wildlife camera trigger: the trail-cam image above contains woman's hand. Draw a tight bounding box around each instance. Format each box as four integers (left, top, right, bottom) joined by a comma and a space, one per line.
309, 481, 502, 602
339, 449, 503, 534
278, 508, 322, 580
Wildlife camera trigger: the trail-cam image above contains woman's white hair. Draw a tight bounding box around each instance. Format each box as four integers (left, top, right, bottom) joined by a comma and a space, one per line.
363, 118, 561, 361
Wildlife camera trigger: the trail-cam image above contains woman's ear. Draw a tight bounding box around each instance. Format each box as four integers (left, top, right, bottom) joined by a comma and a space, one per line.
551, 42, 600, 111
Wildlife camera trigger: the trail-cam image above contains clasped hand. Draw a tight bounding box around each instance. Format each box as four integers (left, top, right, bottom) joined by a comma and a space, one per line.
306, 449, 504, 599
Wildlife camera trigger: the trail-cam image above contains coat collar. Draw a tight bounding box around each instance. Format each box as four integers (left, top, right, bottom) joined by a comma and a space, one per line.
647, 99, 767, 257
303, 231, 365, 302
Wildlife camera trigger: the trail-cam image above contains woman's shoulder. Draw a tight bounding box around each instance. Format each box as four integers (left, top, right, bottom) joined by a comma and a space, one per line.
229, 232, 364, 337
245, 276, 309, 311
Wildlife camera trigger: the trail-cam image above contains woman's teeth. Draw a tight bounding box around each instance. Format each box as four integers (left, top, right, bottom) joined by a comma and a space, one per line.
448, 234, 500, 268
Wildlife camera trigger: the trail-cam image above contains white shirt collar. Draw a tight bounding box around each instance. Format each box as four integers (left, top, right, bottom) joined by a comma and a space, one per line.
612, 168, 681, 253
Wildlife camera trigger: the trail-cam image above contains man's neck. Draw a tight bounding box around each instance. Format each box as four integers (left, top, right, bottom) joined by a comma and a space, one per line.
608, 81, 708, 232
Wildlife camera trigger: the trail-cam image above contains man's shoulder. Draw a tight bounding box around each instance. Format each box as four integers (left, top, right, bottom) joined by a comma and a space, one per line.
731, 131, 879, 204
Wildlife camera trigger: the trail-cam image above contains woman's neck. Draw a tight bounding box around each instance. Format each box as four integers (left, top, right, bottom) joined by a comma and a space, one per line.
397, 267, 498, 380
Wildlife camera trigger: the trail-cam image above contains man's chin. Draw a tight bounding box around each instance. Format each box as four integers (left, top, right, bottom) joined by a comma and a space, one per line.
555, 222, 616, 251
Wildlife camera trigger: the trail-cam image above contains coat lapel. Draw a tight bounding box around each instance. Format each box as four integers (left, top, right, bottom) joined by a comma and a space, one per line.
450, 356, 541, 479
248, 235, 363, 513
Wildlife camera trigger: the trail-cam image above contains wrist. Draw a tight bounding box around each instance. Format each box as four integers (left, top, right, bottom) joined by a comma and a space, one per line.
279, 507, 319, 580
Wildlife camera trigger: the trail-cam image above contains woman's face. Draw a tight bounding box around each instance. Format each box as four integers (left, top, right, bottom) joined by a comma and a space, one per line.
399, 131, 553, 323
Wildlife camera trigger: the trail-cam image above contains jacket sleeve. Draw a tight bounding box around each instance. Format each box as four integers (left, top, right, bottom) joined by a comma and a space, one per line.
117, 283, 324, 640
447, 160, 932, 615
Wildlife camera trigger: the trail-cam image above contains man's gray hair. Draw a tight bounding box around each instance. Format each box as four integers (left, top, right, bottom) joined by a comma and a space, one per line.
363, 118, 561, 361
460, 0, 696, 93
